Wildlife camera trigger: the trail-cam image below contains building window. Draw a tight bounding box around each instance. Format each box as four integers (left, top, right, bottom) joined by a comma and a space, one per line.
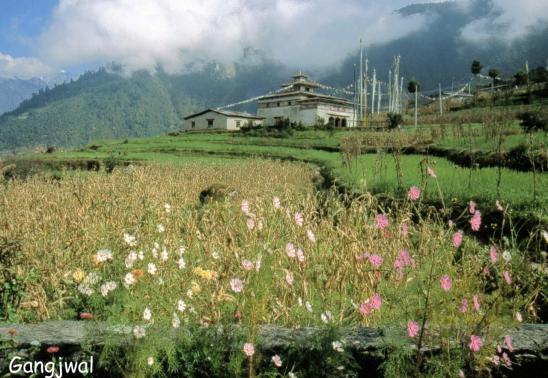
306, 88, 310, 92
277, 102, 280, 107
288, 101, 292, 106
191, 121, 196, 128
236, 120, 241, 128
266, 103, 270, 108
207, 119, 214, 127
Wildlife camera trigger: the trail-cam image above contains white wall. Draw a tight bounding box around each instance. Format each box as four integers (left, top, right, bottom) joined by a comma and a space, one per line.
184, 111, 263, 131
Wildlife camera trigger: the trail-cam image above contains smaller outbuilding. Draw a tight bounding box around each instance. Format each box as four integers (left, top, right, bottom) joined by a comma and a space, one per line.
183, 109, 264, 131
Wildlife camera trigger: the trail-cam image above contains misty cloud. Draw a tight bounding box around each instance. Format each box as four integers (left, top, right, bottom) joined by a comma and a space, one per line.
36, 0, 431, 73
0, 52, 52, 79
459, 0, 548, 43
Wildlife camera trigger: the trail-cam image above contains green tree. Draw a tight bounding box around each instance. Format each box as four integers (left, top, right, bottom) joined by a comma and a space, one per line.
407, 79, 420, 129
471, 60, 483, 75
514, 70, 528, 87
488, 68, 499, 88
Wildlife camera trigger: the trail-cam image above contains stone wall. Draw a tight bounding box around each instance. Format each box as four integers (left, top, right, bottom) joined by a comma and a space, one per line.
1, 322, 546, 376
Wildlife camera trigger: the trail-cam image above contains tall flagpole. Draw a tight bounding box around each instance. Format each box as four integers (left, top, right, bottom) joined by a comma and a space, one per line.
359, 39, 363, 128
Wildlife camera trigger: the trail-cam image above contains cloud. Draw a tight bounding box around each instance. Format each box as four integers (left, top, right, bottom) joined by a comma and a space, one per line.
0, 52, 52, 79
459, 0, 548, 43
36, 0, 432, 72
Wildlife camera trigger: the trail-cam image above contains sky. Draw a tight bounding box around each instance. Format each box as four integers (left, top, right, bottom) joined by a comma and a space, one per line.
0, 0, 547, 79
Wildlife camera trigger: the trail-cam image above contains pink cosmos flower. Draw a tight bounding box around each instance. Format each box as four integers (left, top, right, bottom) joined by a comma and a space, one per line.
469, 200, 477, 214
492, 355, 501, 366
242, 260, 254, 271
369, 254, 383, 268
230, 278, 244, 293
440, 275, 452, 292
407, 186, 421, 201
243, 343, 255, 357
470, 211, 481, 231
271, 354, 282, 367
453, 230, 463, 248
427, 166, 437, 178
469, 335, 483, 352
394, 250, 414, 279
407, 320, 419, 338
47, 346, 60, 354
79, 312, 94, 320
483, 266, 489, 274
376, 214, 389, 229
371, 293, 382, 309
505, 335, 514, 352
286, 242, 296, 258
241, 200, 250, 215
294, 212, 304, 227
246, 218, 255, 231
360, 302, 372, 316
490, 246, 498, 264
502, 352, 511, 366
503, 271, 512, 285
497, 344, 502, 354
297, 248, 305, 263
460, 298, 468, 313
273, 196, 281, 209
473, 294, 480, 312
285, 271, 294, 286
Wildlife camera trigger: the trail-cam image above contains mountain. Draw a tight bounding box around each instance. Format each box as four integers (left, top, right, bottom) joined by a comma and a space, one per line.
2, 1, 547, 151
0, 55, 291, 151
0, 77, 46, 115
323, 0, 548, 92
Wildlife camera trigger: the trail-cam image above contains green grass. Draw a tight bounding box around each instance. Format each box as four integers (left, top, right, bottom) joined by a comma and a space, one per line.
335, 154, 547, 217
13, 128, 547, 220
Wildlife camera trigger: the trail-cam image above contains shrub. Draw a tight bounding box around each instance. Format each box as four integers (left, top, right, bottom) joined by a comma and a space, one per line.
386, 113, 403, 130
517, 111, 547, 132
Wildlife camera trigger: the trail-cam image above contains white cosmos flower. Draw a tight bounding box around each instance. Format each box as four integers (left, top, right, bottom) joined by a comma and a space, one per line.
124, 233, 137, 247
502, 250, 512, 262
148, 263, 157, 275
298, 297, 303, 306
543, 230, 548, 243
138, 251, 144, 260
332, 340, 344, 352
152, 247, 158, 259
147, 356, 154, 366
85, 272, 100, 285
211, 251, 220, 260
143, 307, 152, 321
177, 300, 187, 312
125, 251, 137, 268
95, 249, 113, 263
164, 203, 171, 213
271, 354, 282, 367
133, 325, 146, 339
160, 247, 169, 261
187, 289, 193, 298
305, 301, 313, 312
307, 229, 316, 243
178, 246, 186, 256
77, 284, 93, 296
157, 224, 165, 233
172, 313, 181, 328
124, 272, 136, 287
177, 258, 186, 269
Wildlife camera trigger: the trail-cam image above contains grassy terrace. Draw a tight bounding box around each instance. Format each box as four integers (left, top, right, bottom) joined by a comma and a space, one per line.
18, 127, 547, 222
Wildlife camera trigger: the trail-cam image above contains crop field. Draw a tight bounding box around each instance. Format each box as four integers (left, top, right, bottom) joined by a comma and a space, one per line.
1, 107, 546, 377
1, 159, 541, 376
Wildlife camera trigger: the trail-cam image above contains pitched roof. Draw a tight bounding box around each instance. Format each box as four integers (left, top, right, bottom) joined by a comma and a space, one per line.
184, 109, 264, 120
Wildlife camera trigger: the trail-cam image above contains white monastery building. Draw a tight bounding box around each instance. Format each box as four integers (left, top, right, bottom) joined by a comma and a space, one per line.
184, 72, 354, 130
257, 72, 355, 127
183, 109, 263, 131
